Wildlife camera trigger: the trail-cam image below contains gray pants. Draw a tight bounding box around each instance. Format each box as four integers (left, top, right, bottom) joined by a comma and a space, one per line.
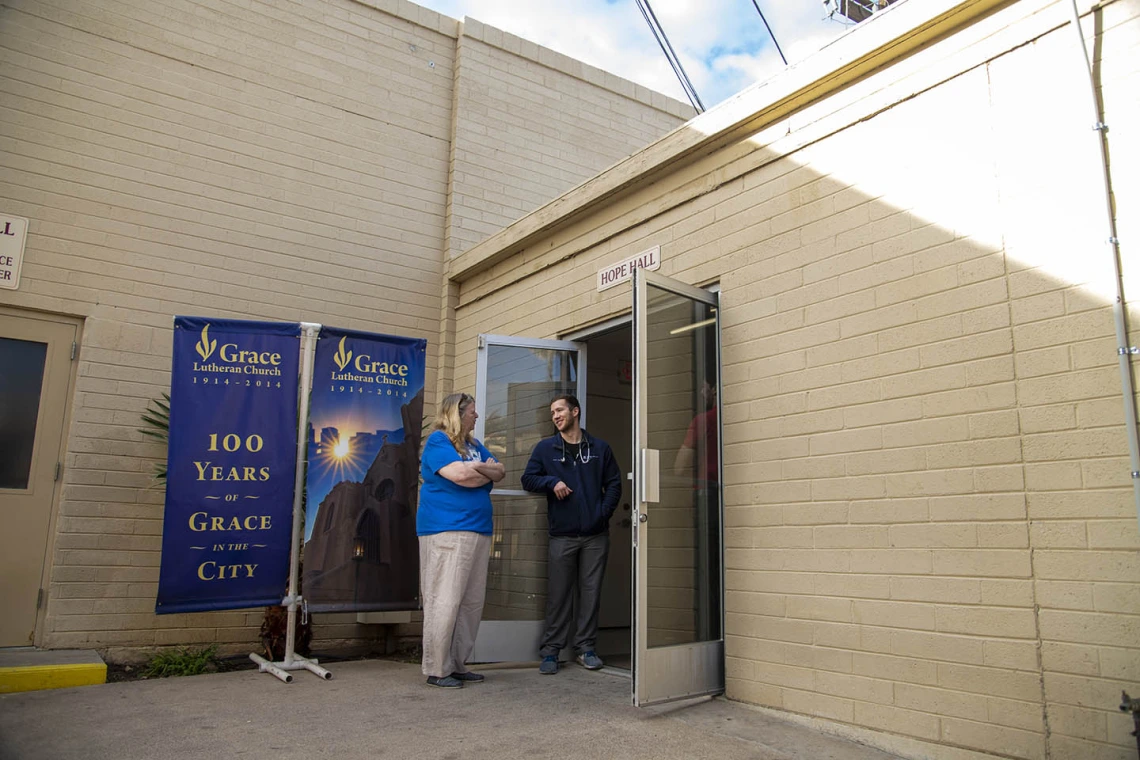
540, 533, 610, 657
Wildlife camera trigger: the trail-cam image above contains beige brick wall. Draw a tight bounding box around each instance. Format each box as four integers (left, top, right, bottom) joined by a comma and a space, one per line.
994, 5, 1140, 758
444, 20, 693, 258
447, 1, 1139, 758
1, 0, 456, 652
0, 0, 687, 653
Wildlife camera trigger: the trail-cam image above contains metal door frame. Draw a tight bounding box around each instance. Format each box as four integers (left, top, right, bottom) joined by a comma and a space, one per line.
469, 333, 586, 661
473, 333, 587, 496
632, 268, 725, 706
0, 307, 81, 647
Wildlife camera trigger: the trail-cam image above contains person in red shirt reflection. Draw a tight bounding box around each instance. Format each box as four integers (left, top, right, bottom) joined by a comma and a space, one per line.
674, 381, 717, 484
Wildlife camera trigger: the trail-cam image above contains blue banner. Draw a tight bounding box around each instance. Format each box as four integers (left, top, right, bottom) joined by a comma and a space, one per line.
302, 327, 426, 612
156, 317, 300, 614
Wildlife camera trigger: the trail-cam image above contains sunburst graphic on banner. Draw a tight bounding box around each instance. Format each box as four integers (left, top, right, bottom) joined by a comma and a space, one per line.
311, 430, 366, 487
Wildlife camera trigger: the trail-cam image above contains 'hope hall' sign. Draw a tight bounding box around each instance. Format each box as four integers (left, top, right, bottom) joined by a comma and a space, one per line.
597, 245, 661, 292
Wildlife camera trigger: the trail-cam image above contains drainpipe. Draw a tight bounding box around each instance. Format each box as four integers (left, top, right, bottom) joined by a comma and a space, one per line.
1066, 0, 1140, 526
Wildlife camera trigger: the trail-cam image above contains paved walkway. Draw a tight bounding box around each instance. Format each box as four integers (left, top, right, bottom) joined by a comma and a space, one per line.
0, 659, 903, 760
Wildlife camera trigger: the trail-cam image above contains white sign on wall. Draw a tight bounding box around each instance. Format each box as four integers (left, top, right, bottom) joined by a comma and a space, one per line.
597, 245, 661, 292
0, 215, 29, 291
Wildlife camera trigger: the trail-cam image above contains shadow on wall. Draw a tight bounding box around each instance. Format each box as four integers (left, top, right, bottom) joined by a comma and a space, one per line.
450, 9, 1138, 758
680, 12, 1138, 760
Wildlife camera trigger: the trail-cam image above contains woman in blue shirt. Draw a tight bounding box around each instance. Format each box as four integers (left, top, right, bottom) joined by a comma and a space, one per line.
417, 392, 504, 688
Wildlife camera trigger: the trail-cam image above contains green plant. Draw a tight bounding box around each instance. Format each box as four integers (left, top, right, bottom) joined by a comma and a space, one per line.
142, 644, 219, 678
138, 393, 171, 481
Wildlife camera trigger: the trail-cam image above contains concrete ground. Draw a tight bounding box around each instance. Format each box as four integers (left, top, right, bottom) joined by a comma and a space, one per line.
0, 659, 904, 760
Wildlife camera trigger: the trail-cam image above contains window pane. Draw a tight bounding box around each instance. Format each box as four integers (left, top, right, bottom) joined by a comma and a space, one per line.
645, 286, 721, 648
484, 493, 549, 621
479, 343, 579, 624
482, 344, 578, 487
0, 338, 48, 489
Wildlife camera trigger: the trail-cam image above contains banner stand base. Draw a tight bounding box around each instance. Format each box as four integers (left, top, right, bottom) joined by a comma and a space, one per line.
249, 652, 332, 683
247, 323, 333, 686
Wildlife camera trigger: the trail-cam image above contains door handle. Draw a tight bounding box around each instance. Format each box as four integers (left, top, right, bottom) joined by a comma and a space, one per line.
641, 448, 660, 503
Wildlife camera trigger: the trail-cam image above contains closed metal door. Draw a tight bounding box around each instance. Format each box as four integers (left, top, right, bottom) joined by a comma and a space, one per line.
0, 311, 77, 646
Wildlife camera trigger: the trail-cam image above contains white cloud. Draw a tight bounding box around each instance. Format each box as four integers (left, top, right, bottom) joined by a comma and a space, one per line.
415, 0, 851, 108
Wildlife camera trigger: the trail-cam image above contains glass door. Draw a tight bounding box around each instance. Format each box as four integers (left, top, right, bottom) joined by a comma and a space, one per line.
632, 269, 724, 706
469, 334, 586, 662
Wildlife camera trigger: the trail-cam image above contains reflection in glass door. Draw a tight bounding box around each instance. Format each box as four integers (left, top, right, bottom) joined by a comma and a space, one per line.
632, 269, 724, 706
470, 335, 586, 662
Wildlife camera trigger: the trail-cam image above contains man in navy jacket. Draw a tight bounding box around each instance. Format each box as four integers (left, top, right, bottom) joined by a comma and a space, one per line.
522, 394, 622, 674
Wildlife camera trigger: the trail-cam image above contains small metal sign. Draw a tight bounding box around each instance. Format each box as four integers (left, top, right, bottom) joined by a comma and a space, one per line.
597, 245, 660, 292
0, 215, 29, 290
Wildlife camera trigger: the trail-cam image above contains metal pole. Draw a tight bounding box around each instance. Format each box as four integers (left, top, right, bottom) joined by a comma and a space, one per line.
1065, 0, 1140, 527
251, 321, 332, 682
285, 322, 319, 666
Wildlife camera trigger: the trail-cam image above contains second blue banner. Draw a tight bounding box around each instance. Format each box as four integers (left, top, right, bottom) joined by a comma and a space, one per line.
302, 327, 427, 612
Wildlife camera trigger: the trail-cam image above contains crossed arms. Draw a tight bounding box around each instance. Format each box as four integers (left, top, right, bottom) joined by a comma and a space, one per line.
438, 458, 505, 487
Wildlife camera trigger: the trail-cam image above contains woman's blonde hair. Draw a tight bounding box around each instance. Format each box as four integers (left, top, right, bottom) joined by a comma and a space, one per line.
431, 392, 475, 455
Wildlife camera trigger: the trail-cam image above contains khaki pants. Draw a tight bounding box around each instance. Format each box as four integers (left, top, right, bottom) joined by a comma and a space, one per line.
419, 531, 491, 678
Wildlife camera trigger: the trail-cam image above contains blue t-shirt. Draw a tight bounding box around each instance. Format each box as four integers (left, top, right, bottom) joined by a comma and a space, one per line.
416, 430, 496, 536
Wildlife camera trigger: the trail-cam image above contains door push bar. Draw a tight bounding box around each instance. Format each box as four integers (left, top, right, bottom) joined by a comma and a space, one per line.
641, 448, 660, 504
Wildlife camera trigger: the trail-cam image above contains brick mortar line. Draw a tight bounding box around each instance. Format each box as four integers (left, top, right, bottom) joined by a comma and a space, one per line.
450, 0, 1124, 296
457, 21, 692, 120
981, 42, 1052, 753
351, 0, 690, 119
5, 4, 455, 148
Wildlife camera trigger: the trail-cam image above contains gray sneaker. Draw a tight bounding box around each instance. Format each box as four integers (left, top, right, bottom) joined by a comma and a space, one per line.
539, 655, 559, 675
426, 675, 463, 688
576, 651, 603, 670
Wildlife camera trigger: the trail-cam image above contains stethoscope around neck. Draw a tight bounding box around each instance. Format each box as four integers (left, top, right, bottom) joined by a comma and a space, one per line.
556, 431, 593, 464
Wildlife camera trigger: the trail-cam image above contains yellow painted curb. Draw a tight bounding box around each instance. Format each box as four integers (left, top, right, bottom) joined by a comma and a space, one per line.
0, 663, 107, 694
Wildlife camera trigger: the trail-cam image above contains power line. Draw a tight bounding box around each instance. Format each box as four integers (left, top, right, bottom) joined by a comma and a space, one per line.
634, 0, 705, 113
749, 0, 787, 66
635, 0, 703, 112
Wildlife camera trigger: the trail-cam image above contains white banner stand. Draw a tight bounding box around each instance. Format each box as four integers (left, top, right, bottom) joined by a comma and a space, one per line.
250, 322, 332, 683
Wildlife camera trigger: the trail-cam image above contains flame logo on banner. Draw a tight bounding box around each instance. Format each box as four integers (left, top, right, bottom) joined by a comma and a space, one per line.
333, 336, 352, 371
195, 324, 217, 361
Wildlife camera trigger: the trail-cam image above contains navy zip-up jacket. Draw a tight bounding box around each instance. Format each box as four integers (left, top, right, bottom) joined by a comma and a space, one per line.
521, 431, 623, 537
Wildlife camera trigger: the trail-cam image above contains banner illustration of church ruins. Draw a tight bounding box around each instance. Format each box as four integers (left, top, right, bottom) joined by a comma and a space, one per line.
302, 327, 427, 612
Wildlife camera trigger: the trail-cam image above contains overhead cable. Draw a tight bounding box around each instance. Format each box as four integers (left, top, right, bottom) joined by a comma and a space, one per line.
749, 0, 787, 66
634, 0, 705, 113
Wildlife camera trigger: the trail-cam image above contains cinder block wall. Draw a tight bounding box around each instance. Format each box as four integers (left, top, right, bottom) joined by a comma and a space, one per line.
0, 0, 688, 653
445, 20, 693, 257
1, 0, 458, 652
448, 1, 1139, 758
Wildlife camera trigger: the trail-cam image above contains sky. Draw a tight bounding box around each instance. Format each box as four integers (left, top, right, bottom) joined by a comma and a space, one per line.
415, 0, 857, 110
